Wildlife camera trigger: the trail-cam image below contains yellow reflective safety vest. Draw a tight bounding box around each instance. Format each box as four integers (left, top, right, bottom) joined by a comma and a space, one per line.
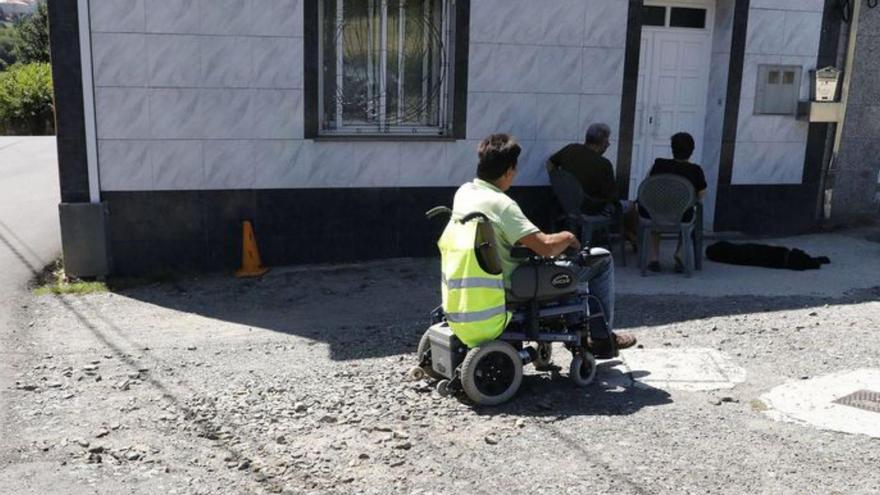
438, 215, 510, 348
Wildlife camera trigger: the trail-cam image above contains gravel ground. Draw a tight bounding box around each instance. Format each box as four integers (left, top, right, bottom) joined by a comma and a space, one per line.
2, 258, 880, 495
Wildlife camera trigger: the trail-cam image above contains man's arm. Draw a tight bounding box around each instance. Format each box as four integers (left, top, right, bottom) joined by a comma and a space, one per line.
695, 166, 708, 201
548, 146, 566, 167
519, 231, 580, 258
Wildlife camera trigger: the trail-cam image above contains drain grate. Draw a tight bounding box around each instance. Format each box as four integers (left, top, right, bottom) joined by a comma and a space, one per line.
833, 390, 880, 413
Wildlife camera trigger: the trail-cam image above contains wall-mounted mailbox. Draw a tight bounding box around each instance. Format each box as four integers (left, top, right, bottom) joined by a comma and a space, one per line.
811, 66, 841, 102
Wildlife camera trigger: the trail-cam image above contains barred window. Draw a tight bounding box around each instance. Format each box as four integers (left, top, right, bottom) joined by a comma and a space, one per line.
317, 0, 455, 136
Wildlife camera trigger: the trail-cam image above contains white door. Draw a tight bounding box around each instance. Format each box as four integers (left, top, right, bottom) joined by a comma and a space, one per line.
630, 6, 713, 199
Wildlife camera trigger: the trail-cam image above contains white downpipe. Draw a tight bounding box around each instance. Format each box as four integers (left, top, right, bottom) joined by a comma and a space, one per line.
77, 0, 100, 204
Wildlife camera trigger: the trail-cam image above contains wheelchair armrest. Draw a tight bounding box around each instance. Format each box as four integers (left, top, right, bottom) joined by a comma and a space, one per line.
510, 245, 537, 259
571, 247, 611, 267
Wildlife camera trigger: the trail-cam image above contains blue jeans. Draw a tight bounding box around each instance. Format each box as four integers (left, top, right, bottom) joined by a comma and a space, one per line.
561, 247, 615, 332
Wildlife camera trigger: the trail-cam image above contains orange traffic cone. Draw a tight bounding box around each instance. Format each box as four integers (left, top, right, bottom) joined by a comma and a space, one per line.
235, 221, 269, 278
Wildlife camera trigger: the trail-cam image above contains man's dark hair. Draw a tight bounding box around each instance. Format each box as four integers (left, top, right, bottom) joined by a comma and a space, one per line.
477, 134, 521, 181
671, 132, 695, 160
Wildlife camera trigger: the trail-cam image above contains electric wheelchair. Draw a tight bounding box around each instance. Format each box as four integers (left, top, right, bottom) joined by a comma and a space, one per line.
408, 207, 617, 406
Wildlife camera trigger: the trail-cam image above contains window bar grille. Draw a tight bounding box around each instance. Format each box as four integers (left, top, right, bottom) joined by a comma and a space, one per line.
317, 0, 325, 128
367, 0, 375, 122
438, 0, 449, 130
421, 0, 429, 124
379, 0, 389, 131
397, 0, 406, 125
335, 0, 344, 130
431, 0, 441, 128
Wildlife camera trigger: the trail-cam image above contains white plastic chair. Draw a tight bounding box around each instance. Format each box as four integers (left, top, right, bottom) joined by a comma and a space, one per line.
637, 174, 697, 276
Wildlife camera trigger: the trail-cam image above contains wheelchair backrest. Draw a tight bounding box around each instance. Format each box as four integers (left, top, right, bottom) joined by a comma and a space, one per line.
508, 263, 580, 302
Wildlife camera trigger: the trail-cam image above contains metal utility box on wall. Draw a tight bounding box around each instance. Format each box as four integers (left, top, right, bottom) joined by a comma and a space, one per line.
59, 202, 111, 278
755, 65, 803, 115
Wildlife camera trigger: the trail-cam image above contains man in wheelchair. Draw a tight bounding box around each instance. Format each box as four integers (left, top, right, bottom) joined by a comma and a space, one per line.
458, 134, 634, 348
412, 134, 636, 405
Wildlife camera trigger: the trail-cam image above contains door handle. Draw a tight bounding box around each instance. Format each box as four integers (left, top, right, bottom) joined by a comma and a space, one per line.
652, 106, 661, 138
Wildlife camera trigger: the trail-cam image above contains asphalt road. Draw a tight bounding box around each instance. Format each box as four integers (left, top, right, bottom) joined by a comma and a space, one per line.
0, 136, 60, 450
0, 136, 60, 285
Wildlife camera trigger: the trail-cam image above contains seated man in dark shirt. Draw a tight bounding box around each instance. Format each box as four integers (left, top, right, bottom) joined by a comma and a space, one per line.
549, 123, 620, 215
641, 132, 707, 272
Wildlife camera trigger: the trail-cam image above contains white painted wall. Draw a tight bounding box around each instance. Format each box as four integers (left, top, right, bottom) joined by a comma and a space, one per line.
89, 0, 629, 192
731, 0, 824, 185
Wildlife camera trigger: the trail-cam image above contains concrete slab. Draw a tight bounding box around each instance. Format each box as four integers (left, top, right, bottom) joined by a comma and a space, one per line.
598, 347, 747, 392
616, 234, 880, 298
760, 369, 880, 438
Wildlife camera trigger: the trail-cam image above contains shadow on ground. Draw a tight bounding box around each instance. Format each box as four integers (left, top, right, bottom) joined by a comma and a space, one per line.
110, 257, 880, 362
473, 362, 673, 417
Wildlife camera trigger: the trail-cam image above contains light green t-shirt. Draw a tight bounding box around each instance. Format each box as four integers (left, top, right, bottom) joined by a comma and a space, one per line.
451, 179, 540, 283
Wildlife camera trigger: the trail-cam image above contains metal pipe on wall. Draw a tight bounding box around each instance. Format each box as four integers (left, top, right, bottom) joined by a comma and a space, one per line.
77, 0, 100, 204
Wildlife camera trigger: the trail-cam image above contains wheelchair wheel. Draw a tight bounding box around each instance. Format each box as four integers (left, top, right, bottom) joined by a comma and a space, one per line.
461, 341, 523, 406
417, 330, 443, 381
407, 366, 426, 381
437, 379, 451, 397
533, 342, 553, 369
569, 352, 597, 387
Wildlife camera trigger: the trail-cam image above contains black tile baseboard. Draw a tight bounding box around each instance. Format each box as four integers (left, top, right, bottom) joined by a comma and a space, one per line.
103, 186, 557, 276
47, 1, 91, 203
616, 0, 645, 198
714, 184, 820, 235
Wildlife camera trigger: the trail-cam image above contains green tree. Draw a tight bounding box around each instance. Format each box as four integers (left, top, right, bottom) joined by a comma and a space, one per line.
0, 62, 54, 135
12, 1, 49, 65
0, 27, 16, 69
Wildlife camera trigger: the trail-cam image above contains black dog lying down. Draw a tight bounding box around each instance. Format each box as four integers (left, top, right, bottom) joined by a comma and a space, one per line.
706, 241, 831, 271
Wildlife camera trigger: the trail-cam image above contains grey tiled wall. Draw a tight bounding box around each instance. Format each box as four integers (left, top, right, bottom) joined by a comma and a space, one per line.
91, 0, 629, 191
731, 0, 824, 185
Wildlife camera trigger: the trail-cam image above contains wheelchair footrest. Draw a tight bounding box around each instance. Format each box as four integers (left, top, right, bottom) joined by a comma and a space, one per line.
501, 332, 580, 343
